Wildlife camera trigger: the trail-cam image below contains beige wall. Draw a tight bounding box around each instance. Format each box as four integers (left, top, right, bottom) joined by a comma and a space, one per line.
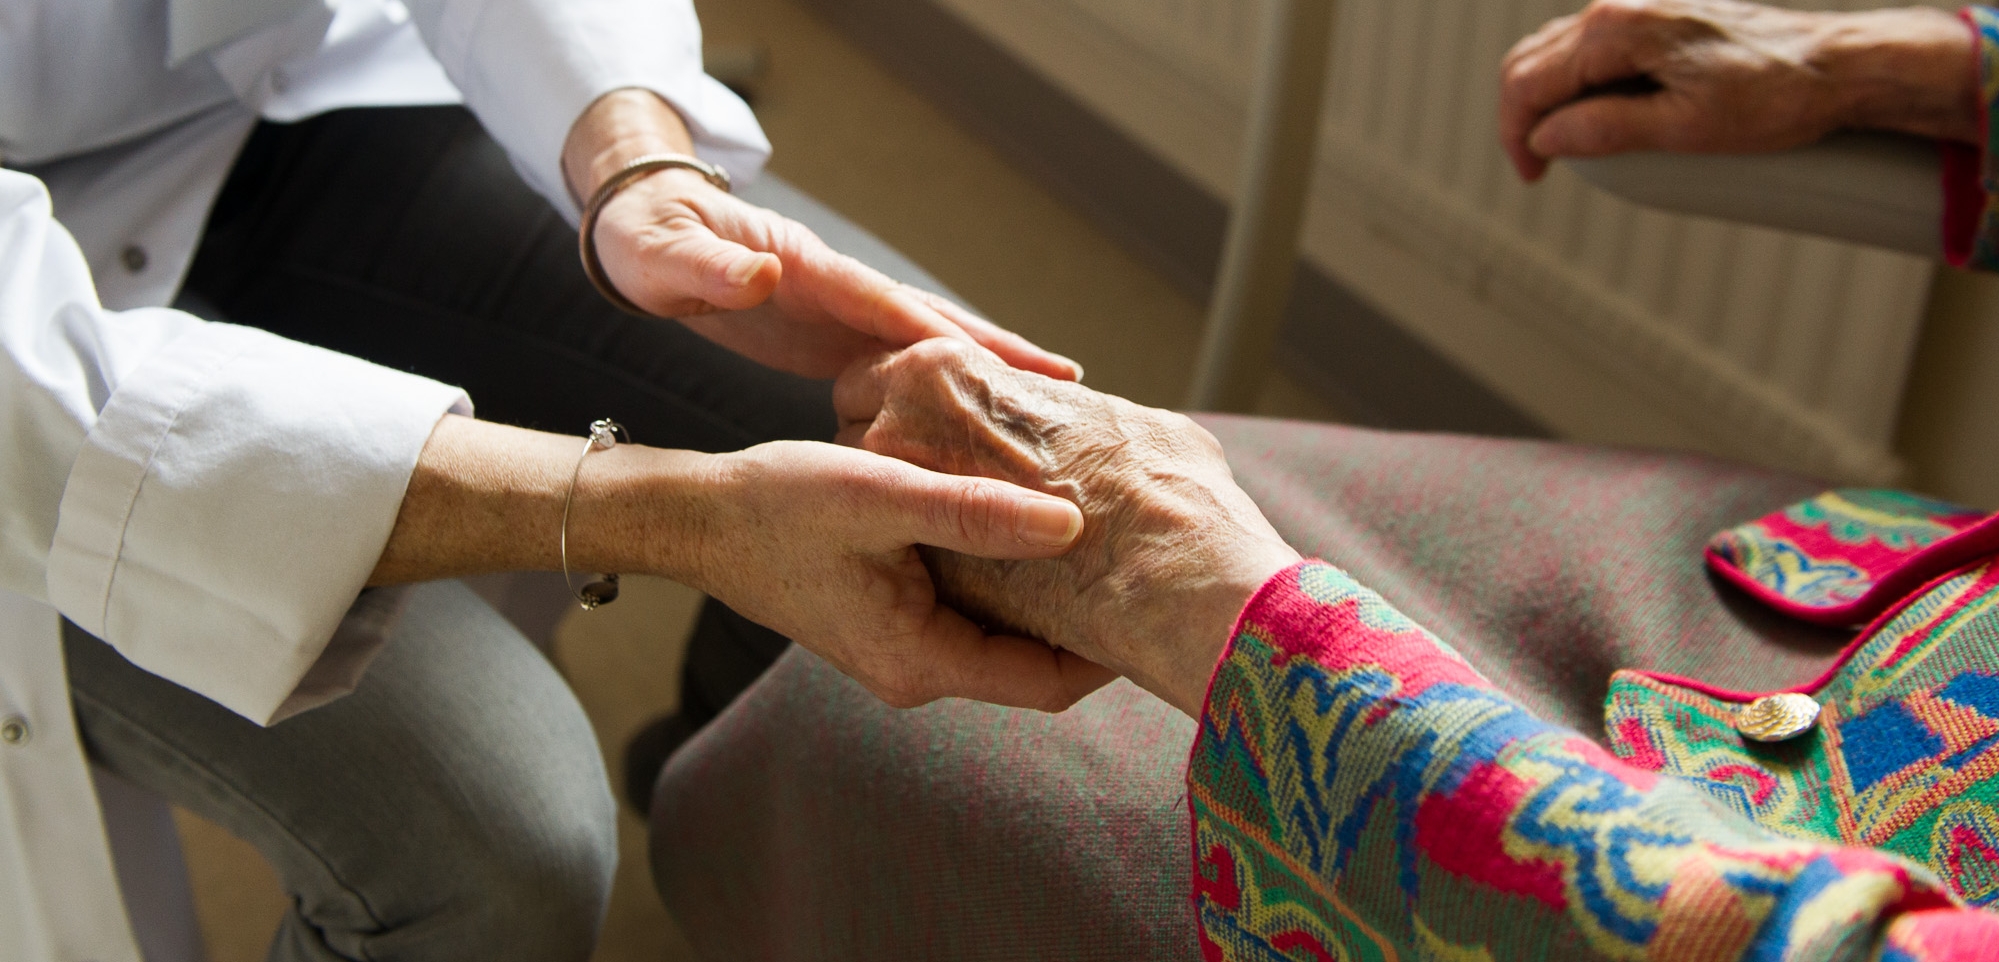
937, 0, 1951, 484
1898, 267, 1999, 508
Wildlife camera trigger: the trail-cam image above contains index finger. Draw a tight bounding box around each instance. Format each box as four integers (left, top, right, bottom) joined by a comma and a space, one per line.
786, 227, 1082, 380
1499, 14, 1590, 181
792, 240, 982, 348
909, 289, 1083, 382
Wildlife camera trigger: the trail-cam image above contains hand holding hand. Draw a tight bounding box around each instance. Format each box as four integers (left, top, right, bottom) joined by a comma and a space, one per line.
834, 340, 1301, 715
566, 91, 1079, 380
1499, 0, 1977, 181
660, 441, 1115, 712
378, 418, 1108, 713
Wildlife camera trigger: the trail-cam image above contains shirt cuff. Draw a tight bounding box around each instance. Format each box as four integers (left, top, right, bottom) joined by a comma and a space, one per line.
46, 322, 469, 725
423, 0, 772, 223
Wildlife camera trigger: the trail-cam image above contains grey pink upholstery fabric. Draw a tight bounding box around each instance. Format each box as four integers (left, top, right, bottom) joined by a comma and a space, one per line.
649, 419, 1852, 960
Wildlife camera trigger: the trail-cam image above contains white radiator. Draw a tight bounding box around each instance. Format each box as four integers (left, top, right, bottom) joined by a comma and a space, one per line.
940, 0, 1954, 482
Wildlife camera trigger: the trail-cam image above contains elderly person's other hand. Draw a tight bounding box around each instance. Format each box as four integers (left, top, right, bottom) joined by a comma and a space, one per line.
1499, 0, 1978, 182
563, 90, 1081, 381
833, 340, 1302, 716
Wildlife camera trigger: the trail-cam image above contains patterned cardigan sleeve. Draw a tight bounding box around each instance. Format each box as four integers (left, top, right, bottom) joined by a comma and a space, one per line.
1186, 561, 1999, 961
1945, 7, 1999, 270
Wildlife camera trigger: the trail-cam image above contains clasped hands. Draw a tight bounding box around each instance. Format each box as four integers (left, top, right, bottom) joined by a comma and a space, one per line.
627, 339, 1299, 719
820, 340, 1301, 717
558, 90, 1294, 717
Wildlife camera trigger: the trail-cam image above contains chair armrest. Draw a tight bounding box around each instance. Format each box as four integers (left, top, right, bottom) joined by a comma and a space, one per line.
1565, 131, 1944, 259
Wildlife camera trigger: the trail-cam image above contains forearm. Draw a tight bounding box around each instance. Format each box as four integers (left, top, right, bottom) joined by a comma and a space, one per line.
1819, 7, 1980, 143
368, 415, 709, 586
561, 89, 700, 203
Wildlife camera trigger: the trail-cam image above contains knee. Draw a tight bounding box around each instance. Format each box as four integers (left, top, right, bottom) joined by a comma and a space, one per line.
458, 800, 618, 960
328, 584, 620, 961
296, 786, 617, 962
363, 756, 618, 962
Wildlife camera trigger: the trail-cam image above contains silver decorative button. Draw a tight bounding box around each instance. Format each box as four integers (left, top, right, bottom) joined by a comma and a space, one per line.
121, 245, 148, 274
1, 714, 31, 746
1736, 694, 1821, 743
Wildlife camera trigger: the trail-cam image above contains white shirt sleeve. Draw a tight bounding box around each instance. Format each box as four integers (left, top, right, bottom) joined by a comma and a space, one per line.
400, 0, 773, 221
0, 170, 469, 725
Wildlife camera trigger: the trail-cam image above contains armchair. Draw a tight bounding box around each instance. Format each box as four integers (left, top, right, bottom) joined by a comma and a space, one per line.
1567, 130, 1946, 260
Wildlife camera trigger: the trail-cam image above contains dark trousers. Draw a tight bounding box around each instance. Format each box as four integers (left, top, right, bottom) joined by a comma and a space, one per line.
183, 105, 809, 728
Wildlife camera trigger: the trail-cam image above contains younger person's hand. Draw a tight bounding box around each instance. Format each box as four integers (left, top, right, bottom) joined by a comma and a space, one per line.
664, 440, 1114, 712
377, 418, 1107, 713
566, 90, 1080, 381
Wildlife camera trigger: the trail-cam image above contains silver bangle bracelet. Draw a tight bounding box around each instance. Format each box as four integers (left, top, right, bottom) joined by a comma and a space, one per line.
562, 418, 630, 610
577, 153, 733, 318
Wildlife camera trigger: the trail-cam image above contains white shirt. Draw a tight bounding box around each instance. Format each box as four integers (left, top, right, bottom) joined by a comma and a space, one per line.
0, 1, 771, 959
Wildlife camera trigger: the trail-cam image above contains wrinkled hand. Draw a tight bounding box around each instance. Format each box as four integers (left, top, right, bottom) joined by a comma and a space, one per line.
672, 440, 1113, 712
834, 340, 1300, 715
1499, 0, 1977, 182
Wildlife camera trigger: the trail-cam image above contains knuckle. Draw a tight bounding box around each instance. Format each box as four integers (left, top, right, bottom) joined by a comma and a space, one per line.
1585, 0, 1643, 22
904, 336, 976, 370
687, 244, 739, 282
953, 479, 1007, 544
922, 476, 990, 547
840, 458, 910, 507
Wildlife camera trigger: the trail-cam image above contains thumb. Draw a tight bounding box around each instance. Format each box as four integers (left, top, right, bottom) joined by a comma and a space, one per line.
870, 465, 1084, 559
645, 220, 783, 312
1527, 92, 1683, 160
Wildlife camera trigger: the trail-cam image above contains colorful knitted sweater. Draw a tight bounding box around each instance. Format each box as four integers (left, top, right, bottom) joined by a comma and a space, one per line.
1188, 491, 1999, 960
1945, 7, 1999, 268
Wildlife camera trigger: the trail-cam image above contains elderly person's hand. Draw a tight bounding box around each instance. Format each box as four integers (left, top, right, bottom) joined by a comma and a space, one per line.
563, 90, 1080, 381
1499, 0, 1978, 182
833, 340, 1302, 716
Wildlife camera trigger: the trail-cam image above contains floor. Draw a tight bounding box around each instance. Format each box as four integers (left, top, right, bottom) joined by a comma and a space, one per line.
171, 0, 1340, 958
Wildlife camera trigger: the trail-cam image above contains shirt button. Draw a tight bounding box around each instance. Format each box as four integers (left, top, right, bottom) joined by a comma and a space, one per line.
1, 715, 31, 746
121, 245, 148, 274
1735, 693, 1821, 743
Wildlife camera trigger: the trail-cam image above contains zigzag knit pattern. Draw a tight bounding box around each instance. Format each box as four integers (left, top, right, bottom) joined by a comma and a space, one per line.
1188, 562, 1999, 961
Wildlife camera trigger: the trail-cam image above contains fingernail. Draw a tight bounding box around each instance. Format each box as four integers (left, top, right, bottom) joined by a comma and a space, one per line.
1018, 497, 1083, 547
727, 255, 766, 288
1057, 355, 1085, 380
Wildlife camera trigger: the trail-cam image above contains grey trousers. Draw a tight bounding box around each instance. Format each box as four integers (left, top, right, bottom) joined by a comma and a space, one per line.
67, 582, 616, 962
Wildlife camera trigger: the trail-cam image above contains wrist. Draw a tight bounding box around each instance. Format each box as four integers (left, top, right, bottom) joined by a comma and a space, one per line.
1127, 545, 1301, 717
1817, 8, 1981, 143
562, 442, 718, 585
562, 88, 701, 204
369, 414, 722, 586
